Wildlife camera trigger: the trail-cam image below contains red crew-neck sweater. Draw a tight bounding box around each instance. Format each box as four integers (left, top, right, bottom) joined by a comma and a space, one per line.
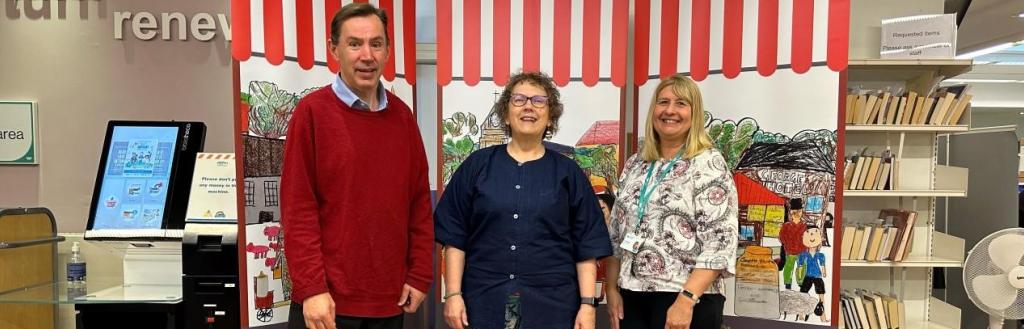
281, 86, 433, 317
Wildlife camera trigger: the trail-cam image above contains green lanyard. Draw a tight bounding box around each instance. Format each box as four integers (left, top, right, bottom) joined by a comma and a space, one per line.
635, 151, 683, 230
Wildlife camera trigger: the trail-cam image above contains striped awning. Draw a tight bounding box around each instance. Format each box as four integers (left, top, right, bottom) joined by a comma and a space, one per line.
635, 0, 849, 83
231, 0, 416, 84
436, 0, 849, 87
437, 0, 630, 87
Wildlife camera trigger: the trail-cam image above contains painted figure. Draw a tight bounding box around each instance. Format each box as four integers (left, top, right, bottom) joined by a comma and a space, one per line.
779, 198, 807, 290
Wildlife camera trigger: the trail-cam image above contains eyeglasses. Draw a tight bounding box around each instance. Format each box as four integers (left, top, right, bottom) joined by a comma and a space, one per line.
510, 93, 549, 108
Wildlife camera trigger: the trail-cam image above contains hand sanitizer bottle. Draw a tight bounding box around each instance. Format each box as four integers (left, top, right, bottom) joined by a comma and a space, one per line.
67, 242, 87, 289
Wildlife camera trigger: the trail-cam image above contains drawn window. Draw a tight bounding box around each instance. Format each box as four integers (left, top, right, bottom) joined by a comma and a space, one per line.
245, 181, 255, 206
264, 181, 279, 207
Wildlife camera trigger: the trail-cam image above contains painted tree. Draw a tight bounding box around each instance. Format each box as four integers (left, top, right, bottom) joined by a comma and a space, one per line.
442, 112, 480, 183
707, 117, 758, 170
573, 144, 618, 193
247, 81, 297, 139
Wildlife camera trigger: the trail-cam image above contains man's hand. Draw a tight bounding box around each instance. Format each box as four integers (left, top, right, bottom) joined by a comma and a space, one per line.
303, 293, 336, 329
443, 295, 470, 329
605, 290, 624, 329
397, 284, 427, 313
574, 304, 597, 329
665, 297, 695, 329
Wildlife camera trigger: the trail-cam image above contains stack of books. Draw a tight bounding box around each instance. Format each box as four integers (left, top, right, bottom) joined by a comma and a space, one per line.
840, 209, 917, 262
844, 147, 897, 191
845, 84, 972, 126
840, 289, 905, 329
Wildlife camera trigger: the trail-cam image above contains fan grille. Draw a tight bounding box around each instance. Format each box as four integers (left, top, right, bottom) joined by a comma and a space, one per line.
963, 228, 1024, 319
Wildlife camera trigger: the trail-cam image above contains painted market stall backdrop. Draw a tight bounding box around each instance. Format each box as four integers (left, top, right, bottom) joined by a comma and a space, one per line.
231, 0, 416, 327
434, 0, 629, 301
634, 0, 848, 326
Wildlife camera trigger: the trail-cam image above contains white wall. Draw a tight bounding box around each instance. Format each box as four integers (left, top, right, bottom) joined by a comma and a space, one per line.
0, 0, 234, 233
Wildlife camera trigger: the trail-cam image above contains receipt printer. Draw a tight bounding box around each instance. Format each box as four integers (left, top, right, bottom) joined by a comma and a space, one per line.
183, 223, 239, 328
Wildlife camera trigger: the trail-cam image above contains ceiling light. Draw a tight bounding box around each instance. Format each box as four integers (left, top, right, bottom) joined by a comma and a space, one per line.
956, 42, 1016, 59
1018, 12, 1024, 18
1018, 111, 1023, 115
944, 78, 1021, 83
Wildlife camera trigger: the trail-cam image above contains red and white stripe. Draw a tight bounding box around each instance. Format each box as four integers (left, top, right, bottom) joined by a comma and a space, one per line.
437, 0, 630, 87
635, 0, 848, 84
197, 153, 236, 160
231, 0, 416, 84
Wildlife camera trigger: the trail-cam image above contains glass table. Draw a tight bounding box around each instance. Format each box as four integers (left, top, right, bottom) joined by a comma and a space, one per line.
0, 279, 182, 305
0, 279, 183, 329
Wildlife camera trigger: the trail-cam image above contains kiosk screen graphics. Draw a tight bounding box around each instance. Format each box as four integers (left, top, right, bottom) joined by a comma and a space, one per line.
91, 126, 178, 230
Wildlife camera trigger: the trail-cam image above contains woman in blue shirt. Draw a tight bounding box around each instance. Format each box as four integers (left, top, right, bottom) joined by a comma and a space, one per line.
435, 71, 613, 329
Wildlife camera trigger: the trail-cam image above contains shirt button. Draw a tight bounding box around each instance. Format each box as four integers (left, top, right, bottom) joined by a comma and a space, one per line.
509, 274, 516, 280
517, 162, 523, 167
510, 245, 517, 251
513, 214, 519, 219
515, 185, 521, 190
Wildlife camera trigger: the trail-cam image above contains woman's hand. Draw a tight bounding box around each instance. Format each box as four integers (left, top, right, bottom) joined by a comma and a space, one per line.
574, 304, 596, 329
605, 289, 624, 329
665, 298, 695, 329
443, 295, 469, 329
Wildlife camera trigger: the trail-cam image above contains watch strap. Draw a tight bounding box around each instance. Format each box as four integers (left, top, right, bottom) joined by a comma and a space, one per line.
681, 289, 700, 304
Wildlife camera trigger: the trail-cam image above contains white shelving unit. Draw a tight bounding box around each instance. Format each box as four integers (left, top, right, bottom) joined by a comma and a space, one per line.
840, 60, 971, 329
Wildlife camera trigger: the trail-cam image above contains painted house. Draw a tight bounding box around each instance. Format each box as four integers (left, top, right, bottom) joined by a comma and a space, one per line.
479, 107, 507, 149
735, 140, 836, 229
733, 172, 787, 241
243, 135, 285, 225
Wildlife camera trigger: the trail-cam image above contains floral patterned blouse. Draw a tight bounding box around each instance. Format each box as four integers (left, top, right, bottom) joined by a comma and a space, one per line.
609, 148, 739, 294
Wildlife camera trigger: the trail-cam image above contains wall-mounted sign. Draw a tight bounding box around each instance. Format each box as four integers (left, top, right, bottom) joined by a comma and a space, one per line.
114, 11, 230, 41
881, 14, 957, 59
0, 102, 38, 165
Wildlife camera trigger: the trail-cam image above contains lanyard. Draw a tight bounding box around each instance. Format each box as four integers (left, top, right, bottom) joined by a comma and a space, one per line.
635, 151, 683, 230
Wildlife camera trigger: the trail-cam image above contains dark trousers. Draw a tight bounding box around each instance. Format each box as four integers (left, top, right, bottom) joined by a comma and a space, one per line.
619, 289, 725, 329
288, 302, 403, 329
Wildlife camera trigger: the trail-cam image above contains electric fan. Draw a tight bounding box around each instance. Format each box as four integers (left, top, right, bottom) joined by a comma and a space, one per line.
963, 228, 1024, 329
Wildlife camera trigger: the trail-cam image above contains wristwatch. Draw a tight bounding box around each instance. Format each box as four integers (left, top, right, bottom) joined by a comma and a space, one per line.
680, 289, 700, 304
580, 296, 600, 306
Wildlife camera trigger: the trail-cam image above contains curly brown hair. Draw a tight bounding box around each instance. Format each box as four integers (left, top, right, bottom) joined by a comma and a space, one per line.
493, 71, 564, 139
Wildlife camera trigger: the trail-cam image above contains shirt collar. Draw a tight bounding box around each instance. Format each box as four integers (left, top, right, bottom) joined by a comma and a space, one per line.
331, 75, 388, 111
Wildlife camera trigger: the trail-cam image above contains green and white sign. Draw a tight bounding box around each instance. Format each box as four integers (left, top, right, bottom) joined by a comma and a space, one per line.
0, 102, 37, 164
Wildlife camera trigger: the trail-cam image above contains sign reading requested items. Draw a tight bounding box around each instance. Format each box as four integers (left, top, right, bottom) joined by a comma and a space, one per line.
881, 14, 957, 59
0, 102, 37, 164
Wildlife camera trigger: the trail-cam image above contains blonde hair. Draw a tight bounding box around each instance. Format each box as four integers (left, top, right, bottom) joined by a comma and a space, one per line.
640, 74, 714, 161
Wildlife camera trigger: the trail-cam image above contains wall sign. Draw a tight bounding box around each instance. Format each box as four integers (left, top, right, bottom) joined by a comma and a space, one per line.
114, 11, 230, 41
881, 14, 957, 59
0, 101, 38, 165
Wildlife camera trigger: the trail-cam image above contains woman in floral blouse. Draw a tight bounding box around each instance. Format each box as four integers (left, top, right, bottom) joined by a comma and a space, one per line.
605, 74, 739, 329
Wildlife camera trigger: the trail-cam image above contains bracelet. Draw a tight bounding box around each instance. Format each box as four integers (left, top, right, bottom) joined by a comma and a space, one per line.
443, 291, 463, 300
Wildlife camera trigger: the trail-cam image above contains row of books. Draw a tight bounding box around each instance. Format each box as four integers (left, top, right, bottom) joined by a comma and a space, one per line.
843, 148, 897, 191
840, 209, 917, 262
840, 289, 905, 329
845, 84, 972, 126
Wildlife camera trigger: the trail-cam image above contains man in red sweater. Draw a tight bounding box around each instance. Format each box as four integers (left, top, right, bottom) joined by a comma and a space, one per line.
281, 3, 433, 329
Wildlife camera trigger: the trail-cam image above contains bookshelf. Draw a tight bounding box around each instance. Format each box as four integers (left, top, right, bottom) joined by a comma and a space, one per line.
840, 60, 971, 329
845, 125, 969, 133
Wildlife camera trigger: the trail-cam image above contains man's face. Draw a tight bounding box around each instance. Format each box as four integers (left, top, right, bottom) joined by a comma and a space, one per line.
330, 15, 389, 97
789, 209, 804, 223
